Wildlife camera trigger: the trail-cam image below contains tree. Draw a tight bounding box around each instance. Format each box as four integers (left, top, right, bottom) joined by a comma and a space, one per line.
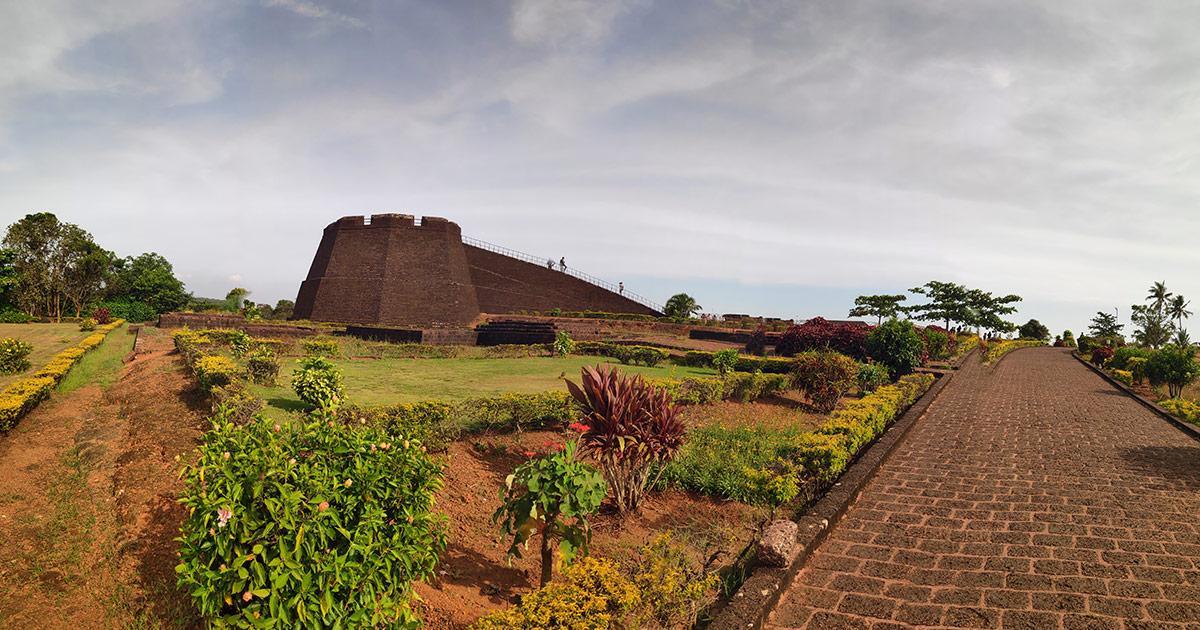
1088, 311, 1123, 338
848, 294, 907, 325
908, 281, 971, 329
273, 299, 295, 320
0, 249, 19, 311
1169, 295, 1192, 330
865, 319, 926, 376
1147, 281, 1172, 313
662, 293, 701, 320
963, 289, 1021, 335
1018, 319, 1050, 342
224, 287, 251, 312
108, 252, 189, 313
1, 212, 109, 320
1131, 304, 1172, 349
1145, 345, 1200, 398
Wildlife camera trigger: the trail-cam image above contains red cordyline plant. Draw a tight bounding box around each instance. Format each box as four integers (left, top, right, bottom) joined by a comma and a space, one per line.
565, 365, 685, 513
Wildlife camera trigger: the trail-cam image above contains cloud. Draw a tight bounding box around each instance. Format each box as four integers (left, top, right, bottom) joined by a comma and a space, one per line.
2, 0, 1200, 335
264, 0, 366, 29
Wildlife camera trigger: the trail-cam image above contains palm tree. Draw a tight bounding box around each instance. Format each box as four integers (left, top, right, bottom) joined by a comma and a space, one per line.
662, 293, 701, 320
1147, 281, 1172, 315
1169, 294, 1192, 326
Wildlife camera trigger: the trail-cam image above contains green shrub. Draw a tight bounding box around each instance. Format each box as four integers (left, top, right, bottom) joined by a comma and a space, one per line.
301, 337, 340, 358
193, 355, 240, 392
1109, 346, 1152, 371
464, 391, 576, 433
922, 328, 950, 361
629, 532, 721, 628
494, 440, 606, 586
985, 339, 1046, 364
553, 330, 576, 357
1128, 356, 1149, 384
342, 400, 458, 450
1062, 330, 1076, 348
677, 351, 791, 374
724, 371, 789, 402
575, 342, 668, 367
245, 348, 280, 385
1077, 335, 1094, 354
711, 349, 739, 376
0, 338, 33, 374
1145, 345, 1200, 398
291, 356, 345, 410
93, 299, 157, 322
857, 363, 890, 395
226, 330, 252, 358
1018, 319, 1051, 342
653, 377, 726, 405
790, 350, 859, 413
0, 310, 33, 324
79, 317, 97, 332
176, 408, 446, 628
865, 319, 925, 376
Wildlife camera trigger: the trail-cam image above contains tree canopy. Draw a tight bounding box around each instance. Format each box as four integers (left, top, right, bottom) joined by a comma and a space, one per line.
662, 293, 701, 320
848, 294, 907, 324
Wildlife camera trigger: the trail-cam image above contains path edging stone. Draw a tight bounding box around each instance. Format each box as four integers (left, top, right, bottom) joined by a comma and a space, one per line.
1071, 351, 1200, 443
707, 350, 968, 629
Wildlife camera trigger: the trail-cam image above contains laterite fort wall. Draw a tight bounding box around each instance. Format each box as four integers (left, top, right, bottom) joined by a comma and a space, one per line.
293, 215, 656, 327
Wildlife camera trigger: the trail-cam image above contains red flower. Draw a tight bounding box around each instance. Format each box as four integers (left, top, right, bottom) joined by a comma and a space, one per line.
568, 422, 589, 433
522, 450, 536, 458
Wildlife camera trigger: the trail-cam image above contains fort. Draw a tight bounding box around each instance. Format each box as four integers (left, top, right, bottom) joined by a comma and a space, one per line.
292, 214, 660, 326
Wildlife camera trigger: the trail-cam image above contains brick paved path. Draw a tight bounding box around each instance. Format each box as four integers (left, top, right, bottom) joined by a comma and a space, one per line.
770, 347, 1200, 629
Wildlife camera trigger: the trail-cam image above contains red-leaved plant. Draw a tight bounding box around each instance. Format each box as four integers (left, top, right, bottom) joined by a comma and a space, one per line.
93, 307, 111, 325
565, 365, 685, 513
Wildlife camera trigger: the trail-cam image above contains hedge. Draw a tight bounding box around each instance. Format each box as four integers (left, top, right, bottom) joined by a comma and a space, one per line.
675, 351, 792, 374
574, 342, 669, 367
982, 339, 1044, 364
0, 320, 126, 431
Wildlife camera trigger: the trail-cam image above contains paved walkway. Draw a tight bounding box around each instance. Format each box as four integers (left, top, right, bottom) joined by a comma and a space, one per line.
770, 347, 1200, 629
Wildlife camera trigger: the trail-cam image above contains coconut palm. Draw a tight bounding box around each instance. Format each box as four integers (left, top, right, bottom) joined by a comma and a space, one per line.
1147, 281, 1172, 315
1169, 294, 1192, 326
662, 293, 701, 320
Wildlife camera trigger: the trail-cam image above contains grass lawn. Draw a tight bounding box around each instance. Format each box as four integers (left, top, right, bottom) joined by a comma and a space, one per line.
251, 355, 717, 410
0, 323, 92, 389
58, 324, 134, 393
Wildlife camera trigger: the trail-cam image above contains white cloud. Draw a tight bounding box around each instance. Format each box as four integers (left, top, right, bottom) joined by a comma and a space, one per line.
264, 0, 366, 29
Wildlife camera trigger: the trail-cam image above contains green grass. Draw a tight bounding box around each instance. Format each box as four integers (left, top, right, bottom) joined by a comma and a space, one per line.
0, 323, 91, 389
250, 355, 716, 410
57, 324, 134, 393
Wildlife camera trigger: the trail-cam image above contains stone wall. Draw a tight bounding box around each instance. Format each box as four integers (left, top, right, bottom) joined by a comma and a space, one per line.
157, 312, 322, 338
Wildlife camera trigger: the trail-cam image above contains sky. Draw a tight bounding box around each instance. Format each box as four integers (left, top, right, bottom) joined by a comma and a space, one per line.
2, 0, 1199, 335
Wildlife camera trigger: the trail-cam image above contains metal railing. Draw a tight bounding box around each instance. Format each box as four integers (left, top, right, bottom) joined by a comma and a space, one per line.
461, 235, 664, 313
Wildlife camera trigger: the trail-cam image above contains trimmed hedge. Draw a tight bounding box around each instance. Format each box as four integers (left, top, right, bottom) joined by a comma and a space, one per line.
0, 320, 126, 431
574, 342, 668, 367
983, 339, 1045, 364
652, 372, 789, 405
676, 351, 792, 374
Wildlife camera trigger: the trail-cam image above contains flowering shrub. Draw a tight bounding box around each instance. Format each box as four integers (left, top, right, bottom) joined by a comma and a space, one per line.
790, 351, 859, 413
0, 338, 33, 374
292, 356, 344, 411
1112, 369, 1134, 386
193, 355, 240, 392
79, 317, 97, 332
1145, 345, 1200, 398
176, 408, 446, 628
857, 363, 890, 395
567, 365, 685, 513
494, 440, 606, 586
471, 557, 639, 630
245, 348, 279, 385
865, 320, 926, 376
301, 338, 339, 358
776, 317, 869, 359
553, 330, 575, 357
1091, 346, 1114, 367
711, 349, 739, 376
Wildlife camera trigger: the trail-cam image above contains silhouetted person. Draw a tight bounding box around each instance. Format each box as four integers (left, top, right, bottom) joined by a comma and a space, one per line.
618, 282, 624, 295
559, 257, 566, 272
546, 259, 554, 269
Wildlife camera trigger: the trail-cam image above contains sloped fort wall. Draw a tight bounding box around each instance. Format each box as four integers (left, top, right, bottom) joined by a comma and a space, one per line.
292, 215, 658, 326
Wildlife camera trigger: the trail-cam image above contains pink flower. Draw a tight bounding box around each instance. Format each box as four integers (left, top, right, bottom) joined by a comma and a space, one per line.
242, 591, 253, 602
216, 506, 233, 528
318, 501, 329, 511
343, 478, 352, 488
568, 422, 589, 433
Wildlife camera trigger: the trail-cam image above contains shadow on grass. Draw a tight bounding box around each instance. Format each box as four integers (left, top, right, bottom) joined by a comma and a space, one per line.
266, 397, 309, 413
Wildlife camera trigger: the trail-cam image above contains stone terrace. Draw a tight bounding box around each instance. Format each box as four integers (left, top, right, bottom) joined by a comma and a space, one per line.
770, 347, 1200, 629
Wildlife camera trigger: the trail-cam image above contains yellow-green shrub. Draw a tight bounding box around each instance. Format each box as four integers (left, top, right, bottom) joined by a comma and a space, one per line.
472, 557, 640, 630
301, 337, 340, 357
0, 337, 33, 374
193, 355, 240, 392
630, 533, 721, 629
1160, 398, 1200, 425
1111, 369, 1134, 386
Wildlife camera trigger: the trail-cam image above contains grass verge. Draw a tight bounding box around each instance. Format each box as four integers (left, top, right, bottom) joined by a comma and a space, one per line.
57, 324, 133, 394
